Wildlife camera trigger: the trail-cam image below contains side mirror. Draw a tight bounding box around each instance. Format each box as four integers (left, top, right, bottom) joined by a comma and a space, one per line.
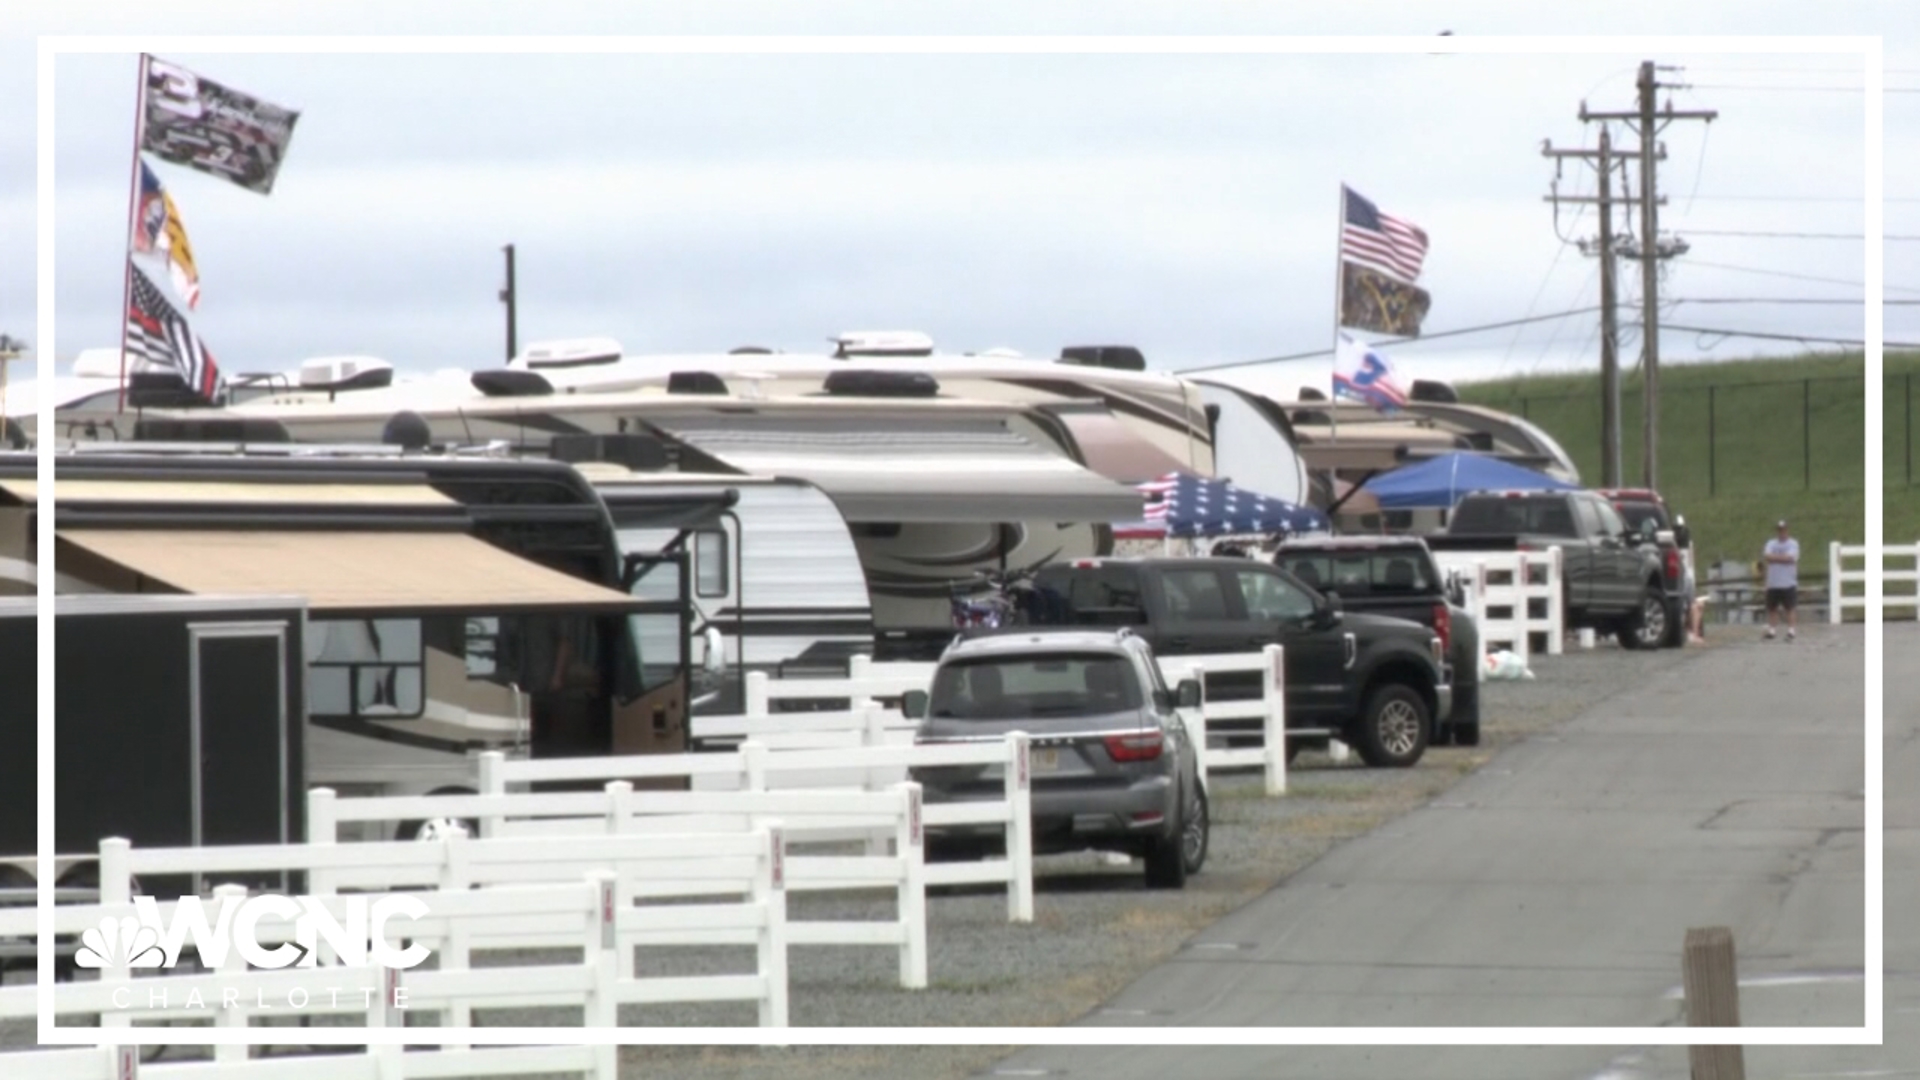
700, 626, 726, 675
900, 689, 930, 720
1674, 523, 1692, 550
1175, 678, 1203, 710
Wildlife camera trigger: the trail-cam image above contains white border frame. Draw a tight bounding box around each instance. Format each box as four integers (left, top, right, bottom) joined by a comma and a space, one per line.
35, 33, 1883, 1048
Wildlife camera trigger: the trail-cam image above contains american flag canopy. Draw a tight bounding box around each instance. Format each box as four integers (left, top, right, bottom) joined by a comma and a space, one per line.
1123, 472, 1329, 539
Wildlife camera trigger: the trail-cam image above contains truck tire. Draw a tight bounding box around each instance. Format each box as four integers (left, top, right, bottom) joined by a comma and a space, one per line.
1618, 588, 1669, 651
1354, 683, 1430, 768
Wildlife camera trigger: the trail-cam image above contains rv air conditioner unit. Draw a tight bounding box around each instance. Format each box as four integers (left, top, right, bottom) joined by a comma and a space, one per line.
1409, 379, 1460, 403
299, 355, 395, 392
472, 369, 556, 397
831, 330, 936, 358
822, 369, 940, 398
514, 337, 623, 369
1059, 345, 1147, 372
667, 371, 730, 395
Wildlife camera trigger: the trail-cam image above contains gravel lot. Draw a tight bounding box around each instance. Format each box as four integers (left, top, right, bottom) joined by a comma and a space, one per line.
4, 636, 1711, 1078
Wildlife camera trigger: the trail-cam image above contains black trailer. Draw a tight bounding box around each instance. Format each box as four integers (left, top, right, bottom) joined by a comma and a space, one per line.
0, 594, 306, 883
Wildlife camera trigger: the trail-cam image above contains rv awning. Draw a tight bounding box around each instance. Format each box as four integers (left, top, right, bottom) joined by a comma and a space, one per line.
643, 413, 1145, 524
54, 530, 638, 615
1, 479, 457, 507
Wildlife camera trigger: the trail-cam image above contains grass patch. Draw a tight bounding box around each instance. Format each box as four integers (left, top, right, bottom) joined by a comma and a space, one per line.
1456, 349, 1920, 566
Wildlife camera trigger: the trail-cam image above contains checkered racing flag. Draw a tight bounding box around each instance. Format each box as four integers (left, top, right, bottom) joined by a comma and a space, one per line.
126, 259, 224, 402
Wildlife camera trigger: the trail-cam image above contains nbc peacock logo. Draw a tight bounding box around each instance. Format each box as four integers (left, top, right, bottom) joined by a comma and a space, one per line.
74, 915, 167, 970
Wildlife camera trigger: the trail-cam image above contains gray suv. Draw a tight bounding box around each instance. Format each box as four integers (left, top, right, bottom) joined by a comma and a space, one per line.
905, 628, 1210, 889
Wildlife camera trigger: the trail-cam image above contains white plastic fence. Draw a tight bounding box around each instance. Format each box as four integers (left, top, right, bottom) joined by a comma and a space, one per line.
1830, 540, 1920, 623
1164, 645, 1289, 795
310, 782, 927, 990
476, 736, 1036, 923
1433, 547, 1565, 664
0, 1044, 611, 1080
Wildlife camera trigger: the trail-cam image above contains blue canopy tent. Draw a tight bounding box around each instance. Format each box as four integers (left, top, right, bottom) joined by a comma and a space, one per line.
1115, 472, 1330, 539
1361, 452, 1577, 509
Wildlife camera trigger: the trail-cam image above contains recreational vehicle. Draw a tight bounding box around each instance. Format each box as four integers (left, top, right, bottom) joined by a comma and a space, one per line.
0, 451, 701, 848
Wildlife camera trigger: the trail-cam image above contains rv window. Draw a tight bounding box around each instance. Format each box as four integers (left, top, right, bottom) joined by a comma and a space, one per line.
694, 530, 729, 598
308, 618, 425, 720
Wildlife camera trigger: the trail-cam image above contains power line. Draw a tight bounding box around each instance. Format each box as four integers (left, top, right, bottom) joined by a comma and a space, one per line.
1683, 83, 1920, 93
1678, 229, 1920, 240
1649, 322, 1918, 349
1682, 195, 1920, 203
1679, 259, 1920, 293
1174, 307, 1603, 373
1674, 297, 1920, 306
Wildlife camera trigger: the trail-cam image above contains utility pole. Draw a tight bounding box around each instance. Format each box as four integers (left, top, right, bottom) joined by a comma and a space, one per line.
1582, 61, 1715, 489
1542, 129, 1652, 488
499, 243, 518, 363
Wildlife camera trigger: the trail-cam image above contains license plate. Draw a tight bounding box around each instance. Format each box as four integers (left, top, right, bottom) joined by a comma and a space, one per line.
1033, 748, 1059, 773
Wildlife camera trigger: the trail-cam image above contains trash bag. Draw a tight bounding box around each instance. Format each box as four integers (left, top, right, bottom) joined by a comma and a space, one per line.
1483, 649, 1536, 681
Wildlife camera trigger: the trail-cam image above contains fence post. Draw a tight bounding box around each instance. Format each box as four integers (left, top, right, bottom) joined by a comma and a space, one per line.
1174, 663, 1209, 793
741, 740, 769, 792
894, 782, 928, 990
1545, 546, 1565, 656
756, 824, 790, 1028
1829, 541, 1844, 625
475, 750, 506, 800
1005, 731, 1034, 923
1683, 926, 1745, 1080
585, 870, 620, 1032
745, 670, 771, 717
1261, 645, 1287, 797
210, 883, 250, 1062
1803, 377, 1812, 490
97, 837, 133, 1033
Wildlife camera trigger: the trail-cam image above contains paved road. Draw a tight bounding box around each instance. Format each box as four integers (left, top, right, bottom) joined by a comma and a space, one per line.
993, 623, 1891, 1079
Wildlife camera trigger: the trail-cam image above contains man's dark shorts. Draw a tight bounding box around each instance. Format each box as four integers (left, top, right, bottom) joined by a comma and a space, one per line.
1766, 586, 1798, 612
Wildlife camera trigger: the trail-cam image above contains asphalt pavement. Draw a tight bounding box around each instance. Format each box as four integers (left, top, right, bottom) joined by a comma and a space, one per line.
991, 622, 1890, 1079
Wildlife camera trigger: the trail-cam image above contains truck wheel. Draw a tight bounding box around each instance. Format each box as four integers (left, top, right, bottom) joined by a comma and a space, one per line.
1355, 684, 1430, 768
1618, 588, 1668, 650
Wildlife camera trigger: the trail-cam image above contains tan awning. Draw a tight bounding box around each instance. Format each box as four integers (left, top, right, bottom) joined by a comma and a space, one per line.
54, 529, 638, 614
2, 479, 455, 507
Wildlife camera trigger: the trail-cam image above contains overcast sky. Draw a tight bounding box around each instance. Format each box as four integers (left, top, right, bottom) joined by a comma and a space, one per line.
2, 3, 1914, 402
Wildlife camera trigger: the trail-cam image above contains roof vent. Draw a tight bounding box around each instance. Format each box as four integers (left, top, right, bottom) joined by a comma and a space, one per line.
729, 346, 775, 355
821, 369, 940, 398
832, 330, 935, 358
667, 370, 730, 395
299, 355, 394, 391
471, 369, 554, 397
1410, 379, 1459, 403
1060, 345, 1146, 372
514, 336, 623, 370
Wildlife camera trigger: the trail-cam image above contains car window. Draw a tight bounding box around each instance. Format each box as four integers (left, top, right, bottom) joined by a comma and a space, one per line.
1034, 567, 1144, 625
1160, 568, 1230, 620
1236, 569, 1317, 621
1451, 497, 1579, 536
1592, 499, 1628, 536
1277, 551, 1433, 598
1613, 502, 1665, 532
929, 653, 1143, 720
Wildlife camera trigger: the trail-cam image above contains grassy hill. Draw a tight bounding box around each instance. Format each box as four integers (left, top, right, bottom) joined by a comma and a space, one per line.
1453, 349, 1920, 578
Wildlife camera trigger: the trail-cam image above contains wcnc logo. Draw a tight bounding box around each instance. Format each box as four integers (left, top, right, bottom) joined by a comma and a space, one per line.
75, 894, 431, 971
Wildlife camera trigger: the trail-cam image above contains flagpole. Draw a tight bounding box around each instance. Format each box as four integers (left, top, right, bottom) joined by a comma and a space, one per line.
116, 53, 152, 414
1330, 183, 1344, 444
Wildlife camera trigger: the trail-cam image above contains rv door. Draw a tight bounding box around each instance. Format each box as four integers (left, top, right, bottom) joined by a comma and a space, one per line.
617, 551, 694, 756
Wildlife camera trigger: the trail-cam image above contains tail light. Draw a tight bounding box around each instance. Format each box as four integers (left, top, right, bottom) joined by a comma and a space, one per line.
1104, 730, 1164, 762
1664, 547, 1681, 583
1431, 601, 1452, 654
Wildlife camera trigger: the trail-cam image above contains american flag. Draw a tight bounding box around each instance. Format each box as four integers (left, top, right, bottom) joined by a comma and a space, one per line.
1341, 185, 1429, 285
1130, 472, 1329, 538
127, 260, 223, 402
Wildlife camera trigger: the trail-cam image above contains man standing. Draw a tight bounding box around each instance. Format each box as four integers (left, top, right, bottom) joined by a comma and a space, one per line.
1762, 519, 1800, 642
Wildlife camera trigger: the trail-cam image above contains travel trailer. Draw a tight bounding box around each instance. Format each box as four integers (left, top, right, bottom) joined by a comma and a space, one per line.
0, 451, 699, 839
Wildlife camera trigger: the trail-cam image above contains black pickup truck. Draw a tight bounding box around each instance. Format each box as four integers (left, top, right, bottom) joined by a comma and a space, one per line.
1030, 557, 1454, 768
1427, 489, 1685, 650
1272, 535, 1481, 748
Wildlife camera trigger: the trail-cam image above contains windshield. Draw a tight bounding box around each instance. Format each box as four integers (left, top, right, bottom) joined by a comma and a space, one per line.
930, 652, 1143, 720
1449, 496, 1579, 537
1612, 502, 1667, 532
